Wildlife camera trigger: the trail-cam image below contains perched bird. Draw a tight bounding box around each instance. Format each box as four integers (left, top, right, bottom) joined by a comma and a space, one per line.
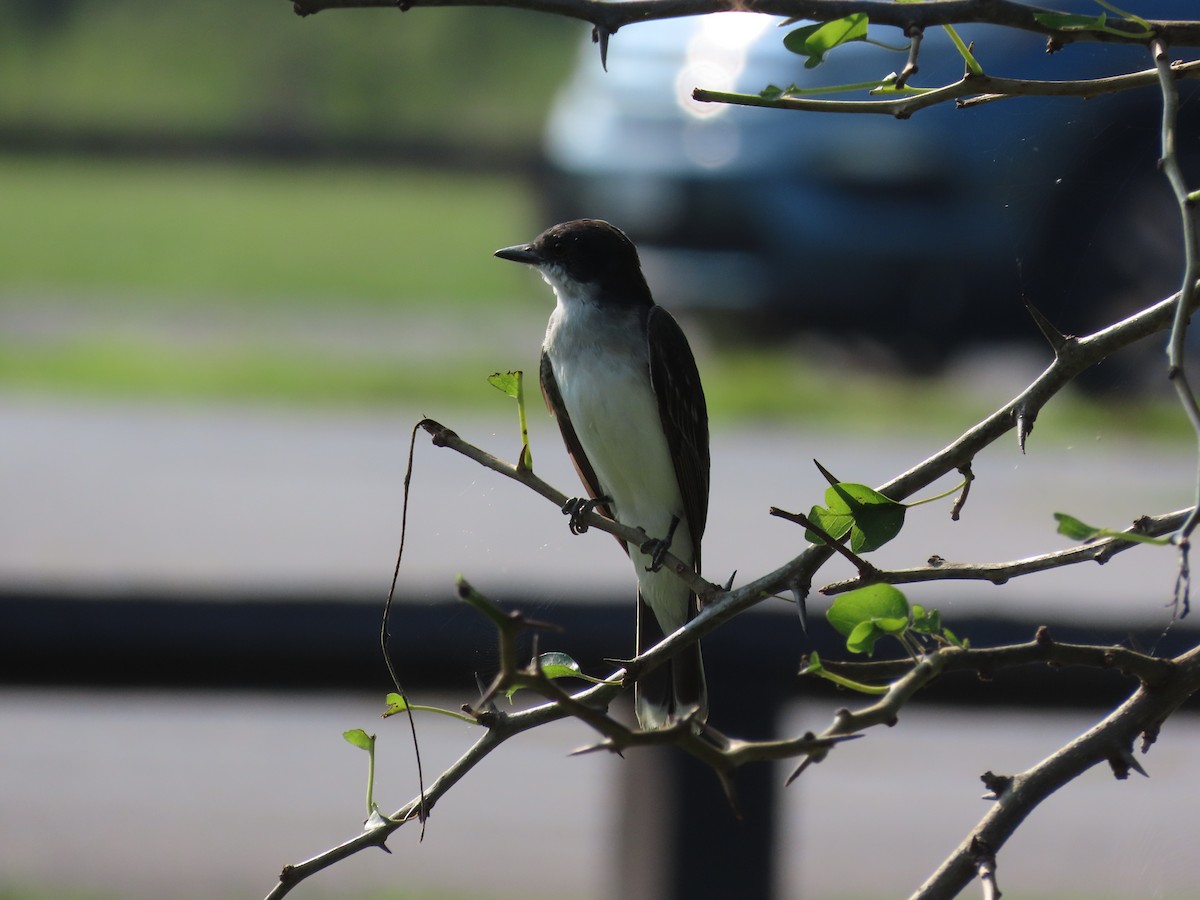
495, 219, 710, 728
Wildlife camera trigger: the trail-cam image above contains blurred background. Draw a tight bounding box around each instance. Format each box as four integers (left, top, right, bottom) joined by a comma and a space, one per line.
3, 1, 1200, 898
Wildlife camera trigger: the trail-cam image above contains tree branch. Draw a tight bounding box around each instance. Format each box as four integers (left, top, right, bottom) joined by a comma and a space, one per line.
694, 61, 1200, 118
416, 418, 719, 598
911, 642, 1200, 899
821, 509, 1192, 596
290, 0, 1200, 49
816, 627, 1179, 689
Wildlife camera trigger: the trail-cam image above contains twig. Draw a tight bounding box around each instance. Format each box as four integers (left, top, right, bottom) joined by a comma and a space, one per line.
417, 418, 719, 599
695, 62, 1200, 119
1152, 41, 1200, 619
768, 505, 881, 580
816, 627, 1179, 690
821, 509, 1192, 596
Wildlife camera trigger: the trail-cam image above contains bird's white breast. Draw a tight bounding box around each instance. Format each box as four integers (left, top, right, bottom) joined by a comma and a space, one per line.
543, 288, 693, 633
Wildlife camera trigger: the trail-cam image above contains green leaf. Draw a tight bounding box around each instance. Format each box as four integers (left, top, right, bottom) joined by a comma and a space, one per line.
783, 14, 869, 68
875, 615, 909, 635
943, 627, 968, 649
806, 477, 906, 553
910, 604, 941, 635
534, 650, 584, 680
488, 370, 532, 470
760, 83, 792, 101
343, 728, 374, 751
1054, 512, 1101, 540
487, 370, 522, 398
1054, 512, 1170, 546
827, 584, 910, 656
846, 620, 879, 654
382, 692, 410, 718
505, 651, 619, 700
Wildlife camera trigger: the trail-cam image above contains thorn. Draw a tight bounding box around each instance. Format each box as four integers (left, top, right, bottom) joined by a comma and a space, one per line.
592, 25, 611, 71
784, 756, 815, 786
474, 672, 498, 714
723, 569, 737, 591
1112, 745, 1150, 779
784, 576, 811, 633
813, 458, 840, 486
716, 769, 742, 818
794, 588, 809, 634
570, 738, 622, 757
1024, 297, 1067, 352
1015, 406, 1035, 454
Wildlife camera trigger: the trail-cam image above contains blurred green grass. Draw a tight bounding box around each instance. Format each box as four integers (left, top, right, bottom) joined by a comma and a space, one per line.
1, 156, 537, 304
0, 154, 1189, 440
0, 0, 578, 152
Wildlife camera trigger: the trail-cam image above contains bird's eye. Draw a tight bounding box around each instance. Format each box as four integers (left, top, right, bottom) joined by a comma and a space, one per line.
549, 239, 564, 257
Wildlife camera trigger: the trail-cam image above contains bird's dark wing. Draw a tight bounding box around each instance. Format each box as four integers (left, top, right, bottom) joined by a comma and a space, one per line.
540, 349, 614, 526
646, 305, 710, 565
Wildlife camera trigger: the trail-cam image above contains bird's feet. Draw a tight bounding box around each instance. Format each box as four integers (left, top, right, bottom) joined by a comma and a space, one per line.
641, 515, 680, 572
562, 496, 610, 535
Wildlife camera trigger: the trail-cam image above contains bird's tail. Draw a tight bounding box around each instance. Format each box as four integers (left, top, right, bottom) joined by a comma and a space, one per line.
635, 591, 708, 729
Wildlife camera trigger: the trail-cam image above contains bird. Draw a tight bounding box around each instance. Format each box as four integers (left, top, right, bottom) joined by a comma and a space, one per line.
495, 219, 709, 729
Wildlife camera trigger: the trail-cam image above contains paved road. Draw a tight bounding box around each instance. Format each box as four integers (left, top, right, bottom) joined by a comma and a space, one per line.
2, 391, 1192, 622
3, 393, 1198, 899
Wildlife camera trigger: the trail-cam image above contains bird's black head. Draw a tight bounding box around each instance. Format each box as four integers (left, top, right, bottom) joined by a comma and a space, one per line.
495, 219, 653, 308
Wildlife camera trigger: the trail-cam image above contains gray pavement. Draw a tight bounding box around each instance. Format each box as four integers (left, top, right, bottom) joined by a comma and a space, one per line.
2, 390, 1193, 622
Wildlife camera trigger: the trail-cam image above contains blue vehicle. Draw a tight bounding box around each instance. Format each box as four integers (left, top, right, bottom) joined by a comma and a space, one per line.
542, 4, 1198, 364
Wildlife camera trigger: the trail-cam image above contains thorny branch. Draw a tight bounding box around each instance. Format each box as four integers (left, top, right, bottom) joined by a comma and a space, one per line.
694, 60, 1200, 118
291, 0, 1200, 50
1154, 40, 1200, 549
265, 3, 1200, 899
821, 509, 1192, 596
265, 579, 844, 899
417, 418, 719, 599
911, 641, 1200, 899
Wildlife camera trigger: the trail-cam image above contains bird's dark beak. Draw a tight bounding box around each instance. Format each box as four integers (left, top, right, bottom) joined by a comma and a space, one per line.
494, 243, 541, 265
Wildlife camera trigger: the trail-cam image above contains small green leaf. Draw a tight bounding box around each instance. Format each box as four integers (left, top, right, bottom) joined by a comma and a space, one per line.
846, 620, 879, 654
506, 651, 619, 700
488, 370, 532, 470
807, 479, 906, 553
487, 371, 522, 398
1054, 512, 1103, 541
760, 83, 792, 101
827, 584, 910, 656
343, 728, 374, 751
783, 14, 869, 68
1054, 512, 1170, 546
910, 604, 942, 635
382, 692, 410, 718
535, 650, 584, 680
